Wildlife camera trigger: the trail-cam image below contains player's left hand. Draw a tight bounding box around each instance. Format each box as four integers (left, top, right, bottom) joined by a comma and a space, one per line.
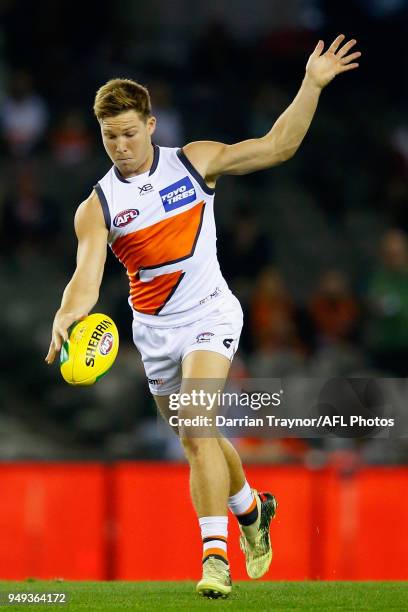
305, 34, 361, 89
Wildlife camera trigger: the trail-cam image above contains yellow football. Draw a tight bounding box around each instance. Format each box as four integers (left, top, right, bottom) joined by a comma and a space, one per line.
60, 313, 119, 385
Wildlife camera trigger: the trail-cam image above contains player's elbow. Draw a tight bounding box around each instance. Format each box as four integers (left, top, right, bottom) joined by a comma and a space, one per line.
268, 148, 296, 167
262, 136, 297, 167
280, 144, 299, 162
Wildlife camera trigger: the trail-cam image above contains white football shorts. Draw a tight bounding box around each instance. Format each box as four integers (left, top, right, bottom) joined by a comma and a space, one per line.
132, 295, 243, 396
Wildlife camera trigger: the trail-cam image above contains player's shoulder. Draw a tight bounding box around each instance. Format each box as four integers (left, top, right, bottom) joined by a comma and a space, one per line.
74, 190, 107, 233
76, 189, 101, 215
179, 141, 225, 187
182, 141, 224, 163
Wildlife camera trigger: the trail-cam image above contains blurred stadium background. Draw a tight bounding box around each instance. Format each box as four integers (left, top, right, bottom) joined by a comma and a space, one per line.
0, 0, 407, 583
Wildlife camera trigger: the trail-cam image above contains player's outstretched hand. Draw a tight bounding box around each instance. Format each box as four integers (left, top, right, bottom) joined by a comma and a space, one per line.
45, 311, 86, 364
305, 34, 361, 89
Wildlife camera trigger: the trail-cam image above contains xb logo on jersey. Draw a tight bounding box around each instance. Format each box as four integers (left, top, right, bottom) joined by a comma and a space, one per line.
113, 209, 139, 228
138, 183, 154, 196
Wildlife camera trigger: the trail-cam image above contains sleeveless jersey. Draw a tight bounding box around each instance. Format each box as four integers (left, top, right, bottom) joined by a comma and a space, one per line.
95, 144, 232, 327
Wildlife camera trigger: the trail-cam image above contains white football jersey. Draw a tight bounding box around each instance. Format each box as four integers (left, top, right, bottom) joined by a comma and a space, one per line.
95, 145, 232, 327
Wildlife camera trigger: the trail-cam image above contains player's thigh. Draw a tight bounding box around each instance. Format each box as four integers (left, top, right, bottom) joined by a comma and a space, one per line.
181, 350, 231, 408
182, 349, 231, 380
155, 358, 232, 450
152, 350, 231, 421
181, 350, 231, 442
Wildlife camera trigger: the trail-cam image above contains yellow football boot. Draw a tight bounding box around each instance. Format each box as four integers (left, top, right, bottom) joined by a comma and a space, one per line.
239, 490, 277, 579
196, 556, 232, 599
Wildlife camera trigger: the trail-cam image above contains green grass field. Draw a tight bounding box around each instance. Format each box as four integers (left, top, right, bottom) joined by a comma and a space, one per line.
0, 581, 407, 611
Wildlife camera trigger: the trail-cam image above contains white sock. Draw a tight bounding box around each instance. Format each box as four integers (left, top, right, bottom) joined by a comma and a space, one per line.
228, 481, 260, 541
228, 481, 255, 515
199, 516, 228, 562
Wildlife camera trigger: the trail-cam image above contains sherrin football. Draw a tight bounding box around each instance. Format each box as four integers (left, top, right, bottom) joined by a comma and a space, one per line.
60, 313, 119, 385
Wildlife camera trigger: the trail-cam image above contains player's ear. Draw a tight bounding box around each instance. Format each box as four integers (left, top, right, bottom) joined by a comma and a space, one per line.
147, 116, 156, 136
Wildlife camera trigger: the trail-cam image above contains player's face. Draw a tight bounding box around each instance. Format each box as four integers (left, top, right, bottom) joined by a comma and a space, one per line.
100, 110, 156, 178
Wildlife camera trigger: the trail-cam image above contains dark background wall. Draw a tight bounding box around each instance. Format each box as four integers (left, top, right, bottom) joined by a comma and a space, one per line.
0, 0, 407, 462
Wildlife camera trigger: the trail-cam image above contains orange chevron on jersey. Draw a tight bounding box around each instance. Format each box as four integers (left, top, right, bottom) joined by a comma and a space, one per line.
112, 201, 205, 314
95, 145, 232, 327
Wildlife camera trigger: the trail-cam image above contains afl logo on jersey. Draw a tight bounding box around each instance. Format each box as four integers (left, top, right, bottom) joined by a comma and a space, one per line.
113, 209, 139, 228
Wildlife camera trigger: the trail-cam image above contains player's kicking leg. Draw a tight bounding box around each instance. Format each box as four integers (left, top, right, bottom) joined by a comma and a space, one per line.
218, 437, 278, 579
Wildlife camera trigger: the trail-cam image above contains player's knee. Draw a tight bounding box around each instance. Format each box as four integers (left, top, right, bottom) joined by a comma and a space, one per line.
180, 436, 213, 459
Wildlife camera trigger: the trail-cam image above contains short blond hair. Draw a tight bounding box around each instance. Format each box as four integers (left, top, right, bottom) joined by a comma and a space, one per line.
93, 78, 151, 121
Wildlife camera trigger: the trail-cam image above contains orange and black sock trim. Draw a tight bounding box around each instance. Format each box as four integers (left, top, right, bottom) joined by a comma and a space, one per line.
236, 495, 259, 526
202, 536, 228, 565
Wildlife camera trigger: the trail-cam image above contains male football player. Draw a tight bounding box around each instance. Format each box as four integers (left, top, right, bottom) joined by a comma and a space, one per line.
46, 35, 360, 598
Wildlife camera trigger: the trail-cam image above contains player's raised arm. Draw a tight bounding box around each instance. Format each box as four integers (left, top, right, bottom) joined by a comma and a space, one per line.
45, 191, 109, 364
183, 34, 361, 183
